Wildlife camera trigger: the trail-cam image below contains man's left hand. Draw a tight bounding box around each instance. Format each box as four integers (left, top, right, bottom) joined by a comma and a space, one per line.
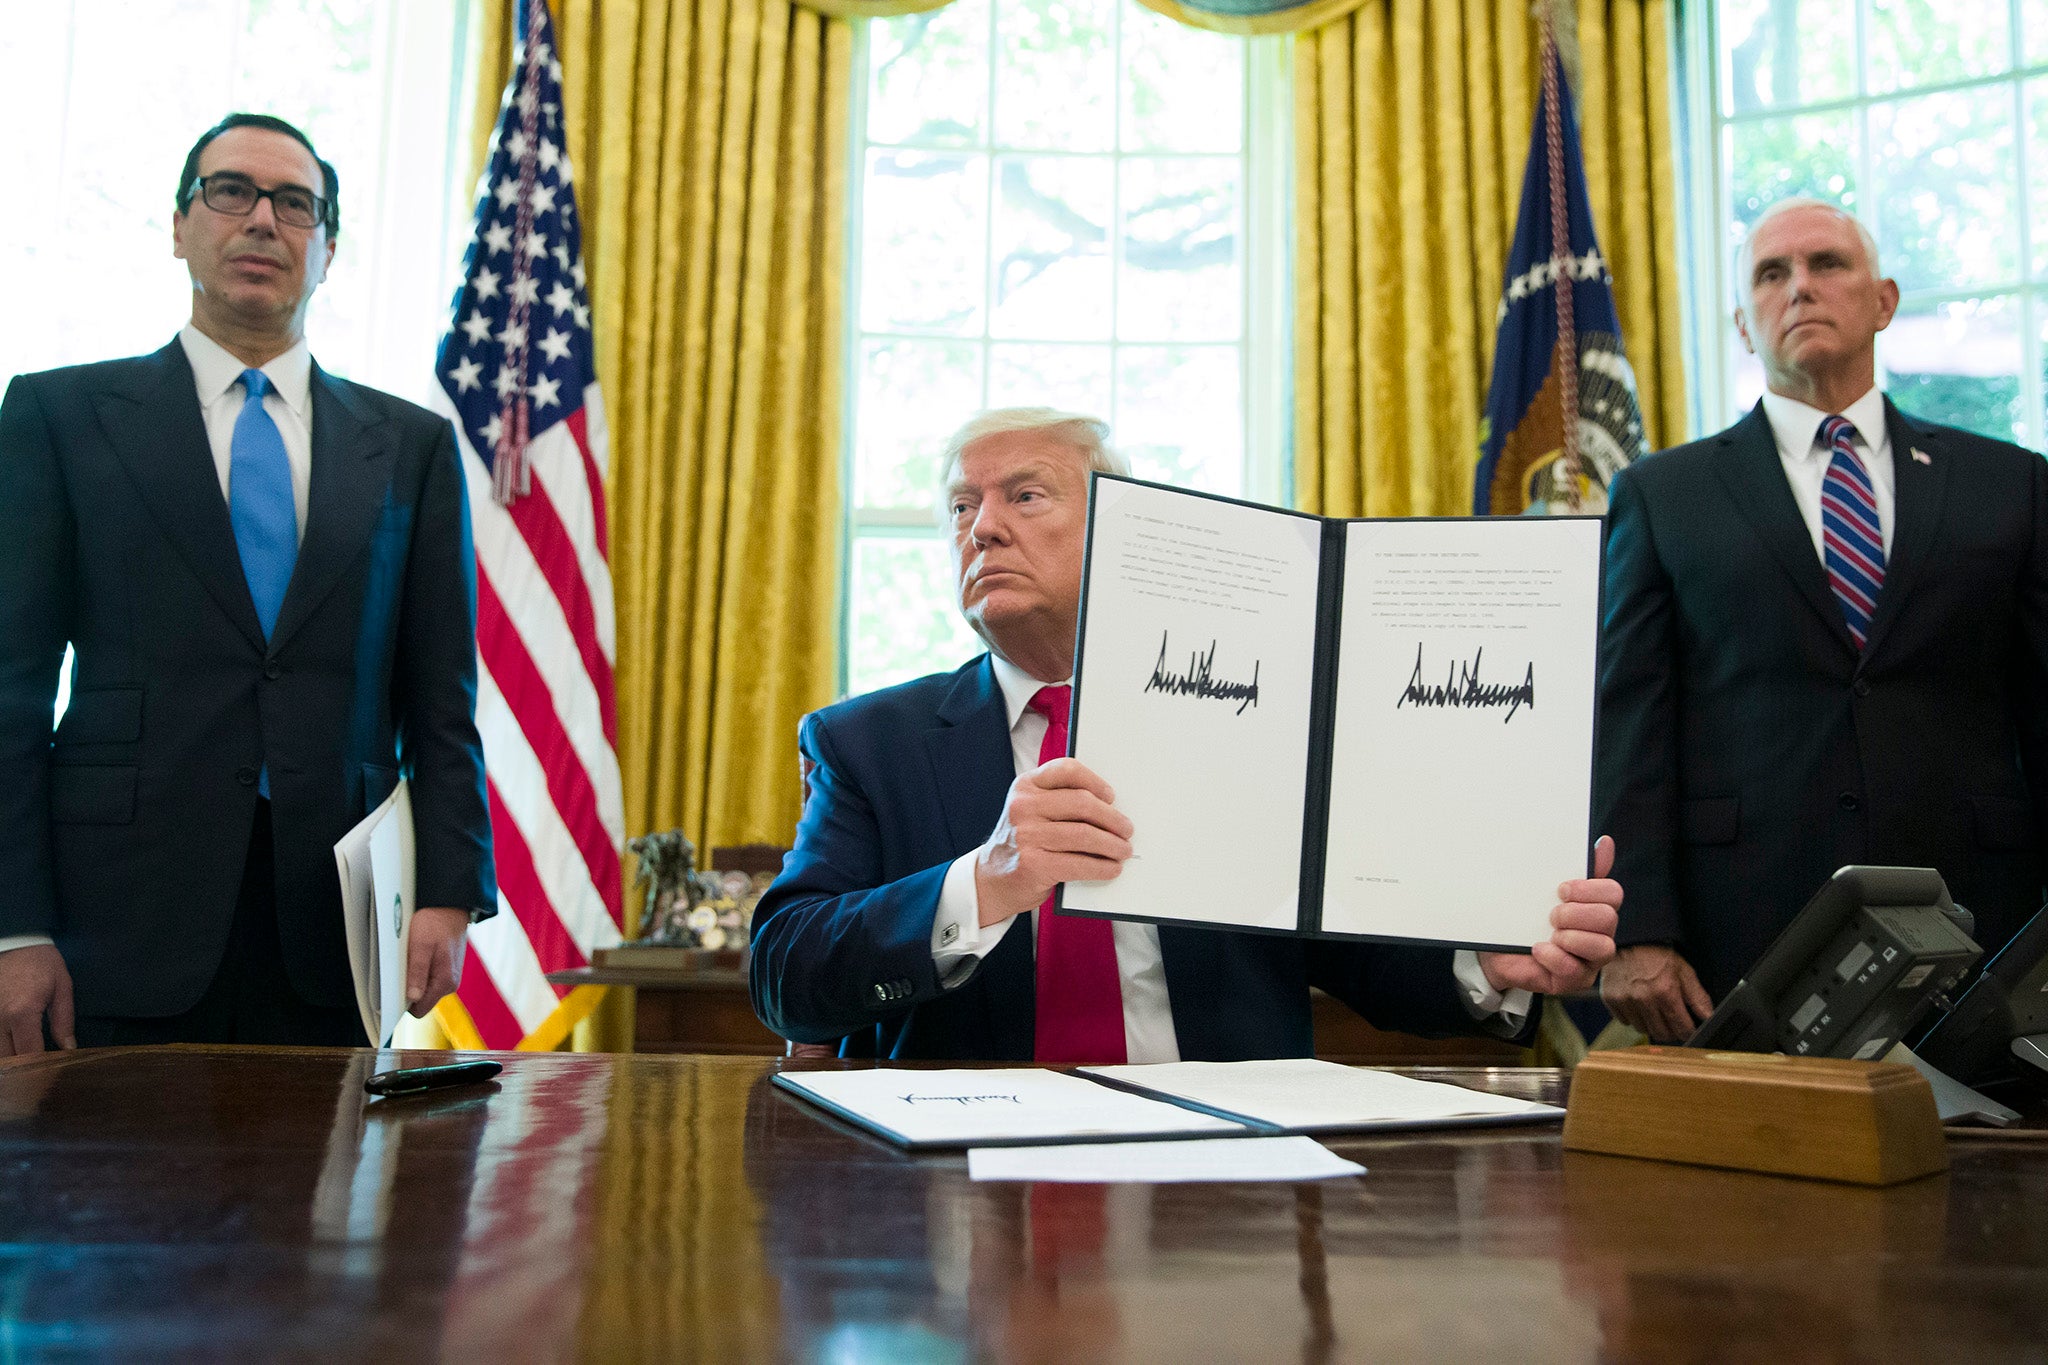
1476, 835, 1623, 996
406, 906, 471, 1017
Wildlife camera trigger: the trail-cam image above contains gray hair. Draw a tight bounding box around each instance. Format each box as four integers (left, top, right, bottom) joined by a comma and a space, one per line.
1734, 197, 1883, 302
935, 407, 1128, 516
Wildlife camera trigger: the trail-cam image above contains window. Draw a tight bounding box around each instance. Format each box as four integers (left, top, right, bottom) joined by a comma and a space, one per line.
0, 0, 476, 406
1689, 1, 2048, 447
843, 0, 1289, 696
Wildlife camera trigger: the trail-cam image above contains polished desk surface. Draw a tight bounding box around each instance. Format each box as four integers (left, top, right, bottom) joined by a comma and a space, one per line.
3, 1047, 2045, 1362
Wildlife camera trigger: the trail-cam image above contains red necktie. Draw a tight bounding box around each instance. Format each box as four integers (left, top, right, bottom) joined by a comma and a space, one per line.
1026, 685, 1127, 1065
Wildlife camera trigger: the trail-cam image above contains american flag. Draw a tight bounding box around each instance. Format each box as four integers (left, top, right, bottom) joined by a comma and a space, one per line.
432, 0, 624, 1050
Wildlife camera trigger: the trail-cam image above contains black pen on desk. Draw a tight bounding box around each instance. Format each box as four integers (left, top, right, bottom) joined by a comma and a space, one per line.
364, 1060, 503, 1098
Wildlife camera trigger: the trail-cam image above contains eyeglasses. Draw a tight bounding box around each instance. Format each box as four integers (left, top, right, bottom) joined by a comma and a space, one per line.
187, 173, 329, 231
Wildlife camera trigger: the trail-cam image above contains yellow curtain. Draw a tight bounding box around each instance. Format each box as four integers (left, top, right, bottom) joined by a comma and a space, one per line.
464, 1, 850, 1051
471, 0, 848, 863
1294, 0, 1686, 517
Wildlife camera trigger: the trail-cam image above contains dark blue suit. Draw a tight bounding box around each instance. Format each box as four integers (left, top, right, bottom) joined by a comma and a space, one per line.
750, 655, 1483, 1061
1596, 401, 2048, 999
0, 340, 496, 1021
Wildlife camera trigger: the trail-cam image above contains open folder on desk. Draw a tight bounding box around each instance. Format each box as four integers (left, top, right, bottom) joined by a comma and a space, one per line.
773, 1059, 1562, 1151
333, 780, 415, 1047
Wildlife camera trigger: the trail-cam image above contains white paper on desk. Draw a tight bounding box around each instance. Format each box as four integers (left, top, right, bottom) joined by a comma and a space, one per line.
777, 1068, 1242, 1146
1065, 478, 1325, 931
1320, 517, 1600, 948
333, 780, 414, 1046
1083, 1058, 1562, 1131
969, 1135, 1365, 1183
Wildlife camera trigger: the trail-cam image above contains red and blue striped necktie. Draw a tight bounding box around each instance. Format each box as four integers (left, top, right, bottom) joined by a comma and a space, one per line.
1817, 414, 1885, 649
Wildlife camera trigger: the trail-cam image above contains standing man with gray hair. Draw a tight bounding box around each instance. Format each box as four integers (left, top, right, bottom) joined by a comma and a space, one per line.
752, 406, 1622, 1062
1596, 198, 2048, 1041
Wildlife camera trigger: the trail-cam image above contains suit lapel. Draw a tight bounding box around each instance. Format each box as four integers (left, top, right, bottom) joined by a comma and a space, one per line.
91, 342, 267, 652
1857, 400, 1950, 665
1710, 402, 1858, 655
925, 656, 1036, 1055
926, 657, 1015, 853
267, 366, 394, 653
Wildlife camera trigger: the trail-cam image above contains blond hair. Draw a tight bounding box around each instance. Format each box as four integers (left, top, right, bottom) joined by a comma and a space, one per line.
936, 408, 1128, 510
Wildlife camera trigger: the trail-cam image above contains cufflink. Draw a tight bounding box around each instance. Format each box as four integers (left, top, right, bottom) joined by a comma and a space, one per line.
939, 922, 959, 947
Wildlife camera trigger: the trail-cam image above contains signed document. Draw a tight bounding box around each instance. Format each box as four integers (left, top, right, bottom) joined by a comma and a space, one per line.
773, 1060, 1562, 1150
772, 1069, 1242, 1149
1063, 474, 1601, 951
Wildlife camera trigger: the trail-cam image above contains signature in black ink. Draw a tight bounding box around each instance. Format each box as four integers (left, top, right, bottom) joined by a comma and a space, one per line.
899, 1094, 1023, 1106
1396, 643, 1535, 723
1146, 632, 1261, 715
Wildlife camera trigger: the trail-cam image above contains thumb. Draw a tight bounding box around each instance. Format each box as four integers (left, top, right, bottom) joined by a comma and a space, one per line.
406, 932, 430, 1005
1680, 959, 1715, 1021
51, 973, 77, 1051
1590, 834, 1615, 880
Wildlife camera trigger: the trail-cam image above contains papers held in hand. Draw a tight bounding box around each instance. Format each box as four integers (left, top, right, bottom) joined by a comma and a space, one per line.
333, 779, 416, 1047
773, 1059, 1561, 1150
1063, 474, 1603, 952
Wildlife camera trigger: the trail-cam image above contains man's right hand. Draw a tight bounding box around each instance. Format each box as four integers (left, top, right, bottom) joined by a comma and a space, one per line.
0, 944, 76, 1057
974, 757, 1135, 928
1600, 943, 1714, 1042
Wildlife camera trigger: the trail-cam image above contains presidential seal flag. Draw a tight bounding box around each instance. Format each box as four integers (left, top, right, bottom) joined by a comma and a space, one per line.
431, 0, 624, 1050
1474, 35, 1646, 516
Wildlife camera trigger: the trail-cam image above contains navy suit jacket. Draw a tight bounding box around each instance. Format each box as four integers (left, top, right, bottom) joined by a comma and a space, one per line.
1595, 400, 2048, 999
0, 341, 496, 1018
749, 655, 1483, 1061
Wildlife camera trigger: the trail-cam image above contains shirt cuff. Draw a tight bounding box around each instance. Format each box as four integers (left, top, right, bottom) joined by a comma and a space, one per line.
1453, 949, 1533, 1035
0, 935, 55, 955
932, 852, 1017, 988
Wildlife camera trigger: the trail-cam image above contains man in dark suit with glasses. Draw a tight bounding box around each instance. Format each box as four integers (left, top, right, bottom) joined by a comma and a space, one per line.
0, 113, 496, 1053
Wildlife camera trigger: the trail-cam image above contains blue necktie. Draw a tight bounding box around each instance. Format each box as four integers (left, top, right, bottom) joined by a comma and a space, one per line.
228, 368, 298, 639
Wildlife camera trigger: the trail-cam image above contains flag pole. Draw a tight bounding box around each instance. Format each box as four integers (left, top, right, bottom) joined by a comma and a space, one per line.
1540, 0, 1581, 511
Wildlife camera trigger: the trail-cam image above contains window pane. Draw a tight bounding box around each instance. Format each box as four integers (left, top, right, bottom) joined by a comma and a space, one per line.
2029, 77, 2048, 279
1115, 346, 1242, 493
861, 150, 989, 335
1870, 90, 2017, 295
1726, 112, 1859, 238
991, 156, 1113, 339
1121, 7, 1242, 154
1867, 0, 2008, 96
847, 536, 983, 697
989, 343, 1113, 414
994, 0, 1114, 152
1718, 0, 1854, 115
1882, 296, 2024, 444
1118, 157, 1240, 342
867, 0, 990, 148
857, 339, 984, 511
2030, 0, 2048, 65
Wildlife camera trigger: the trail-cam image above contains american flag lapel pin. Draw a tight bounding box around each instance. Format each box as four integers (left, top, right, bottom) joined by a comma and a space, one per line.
1911, 448, 1932, 465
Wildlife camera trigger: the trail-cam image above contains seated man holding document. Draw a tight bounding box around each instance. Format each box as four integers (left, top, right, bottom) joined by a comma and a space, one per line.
750, 408, 1621, 1063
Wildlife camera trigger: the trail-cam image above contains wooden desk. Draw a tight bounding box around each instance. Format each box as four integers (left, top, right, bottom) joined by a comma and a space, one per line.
548, 963, 1527, 1064
5, 1047, 2044, 1360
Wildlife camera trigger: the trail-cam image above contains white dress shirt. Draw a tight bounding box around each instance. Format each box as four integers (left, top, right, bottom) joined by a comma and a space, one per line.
0, 326, 316, 960
927, 653, 1528, 1063
1759, 385, 1895, 563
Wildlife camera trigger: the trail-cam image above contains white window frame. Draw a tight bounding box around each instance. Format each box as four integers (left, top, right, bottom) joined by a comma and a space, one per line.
838, 10, 1293, 696
1682, 1, 2047, 447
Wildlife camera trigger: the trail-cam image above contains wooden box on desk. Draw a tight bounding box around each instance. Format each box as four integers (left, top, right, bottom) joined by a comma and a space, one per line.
1562, 1046, 1947, 1186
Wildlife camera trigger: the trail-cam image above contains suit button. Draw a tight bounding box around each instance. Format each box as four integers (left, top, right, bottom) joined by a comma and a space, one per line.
1839, 793, 1860, 811
1852, 678, 1870, 697
264, 663, 283, 680
236, 766, 259, 787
